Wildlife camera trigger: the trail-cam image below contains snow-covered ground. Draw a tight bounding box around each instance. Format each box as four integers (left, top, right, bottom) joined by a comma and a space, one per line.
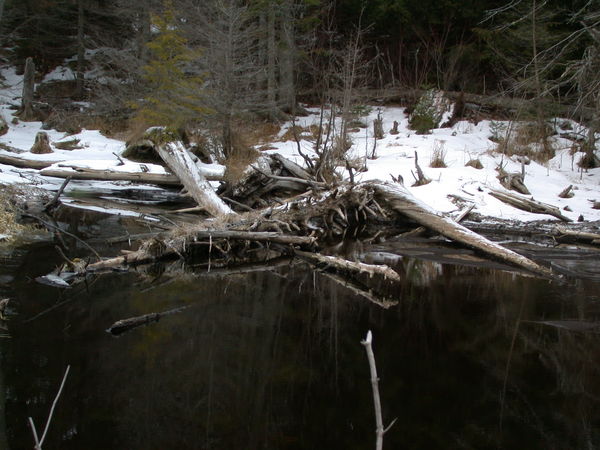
1, 65, 599, 223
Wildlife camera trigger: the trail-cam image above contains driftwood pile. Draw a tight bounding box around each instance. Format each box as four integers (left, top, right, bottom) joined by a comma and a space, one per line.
24, 127, 590, 306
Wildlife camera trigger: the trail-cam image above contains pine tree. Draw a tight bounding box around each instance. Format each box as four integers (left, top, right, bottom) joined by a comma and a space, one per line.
135, 0, 208, 130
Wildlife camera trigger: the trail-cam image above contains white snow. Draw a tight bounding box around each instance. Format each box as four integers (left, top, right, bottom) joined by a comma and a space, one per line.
1, 64, 599, 223
267, 106, 600, 222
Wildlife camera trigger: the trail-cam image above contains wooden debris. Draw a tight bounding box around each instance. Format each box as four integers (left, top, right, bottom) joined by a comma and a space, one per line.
155, 139, 233, 217
86, 231, 315, 272
497, 168, 530, 195
0, 151, 54, 169
558, 185, 574, 198
294, 249, 401, 282
107, 306, 189, 335
554, 227, 600, 246
41, 165, 185, 185
372, 182, 556, 279
411, 151, 430, 186
488, 189, 572, 222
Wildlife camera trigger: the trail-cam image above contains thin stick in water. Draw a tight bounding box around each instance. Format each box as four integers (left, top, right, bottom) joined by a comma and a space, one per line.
361, 331, 396, 450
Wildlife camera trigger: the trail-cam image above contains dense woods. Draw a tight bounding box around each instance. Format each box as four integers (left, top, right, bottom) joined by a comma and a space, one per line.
1, 1, 598, 152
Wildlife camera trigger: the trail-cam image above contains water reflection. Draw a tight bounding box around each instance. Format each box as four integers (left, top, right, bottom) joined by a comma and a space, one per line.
1, 244, 600, 449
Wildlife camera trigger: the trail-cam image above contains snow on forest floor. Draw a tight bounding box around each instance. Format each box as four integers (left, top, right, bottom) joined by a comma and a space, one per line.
1, 64, 599, 224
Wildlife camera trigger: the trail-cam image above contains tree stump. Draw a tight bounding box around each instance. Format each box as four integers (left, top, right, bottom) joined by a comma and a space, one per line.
30, 132, 53, 154
389, 120, 399, 135
373, 115, 384, 139
20, 57, 37, 121
0, 116, 7, 136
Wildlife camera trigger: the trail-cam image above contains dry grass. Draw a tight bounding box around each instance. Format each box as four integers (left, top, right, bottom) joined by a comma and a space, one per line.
465, 158, 484, 169
238, 121, 281, 147
223, 138, 260, 184
0, 188, 32, 241
429, 140, 447, 168
280, 124, 321, 142
495, 121, 555, 162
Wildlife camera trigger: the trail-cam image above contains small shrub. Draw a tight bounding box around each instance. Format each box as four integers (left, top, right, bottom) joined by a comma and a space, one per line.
488, 120, 507, 143
409, 89, 452, 135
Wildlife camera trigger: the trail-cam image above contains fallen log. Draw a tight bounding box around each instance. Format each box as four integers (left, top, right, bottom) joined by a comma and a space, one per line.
154, 138, 233, 217
40, 165, 183, 185
488, 189, 572, 222
271, 153, 313, 180
107, 305, 189, 335
554, 227, 600, 246
294, 249, 401, 282
372, 182, 556, 279
86, 231, 315, 272
0, 151, 55, 169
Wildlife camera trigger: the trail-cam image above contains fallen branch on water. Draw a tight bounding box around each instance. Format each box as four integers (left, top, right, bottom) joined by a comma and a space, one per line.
294, 249, 401, 282
107, 306, 190, 335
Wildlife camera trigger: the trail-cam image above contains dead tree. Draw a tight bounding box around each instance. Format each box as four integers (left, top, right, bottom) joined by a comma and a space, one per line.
20, 57, 36, 121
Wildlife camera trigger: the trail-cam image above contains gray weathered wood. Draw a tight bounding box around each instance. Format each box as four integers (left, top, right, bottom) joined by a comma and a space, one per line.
488, 189, 572, 222
20, 57, 36, 121
373, 182, 555, 279
155, 140, 234, 217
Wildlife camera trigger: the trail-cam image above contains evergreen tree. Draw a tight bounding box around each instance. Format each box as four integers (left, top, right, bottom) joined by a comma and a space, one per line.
134, 0, 208, 130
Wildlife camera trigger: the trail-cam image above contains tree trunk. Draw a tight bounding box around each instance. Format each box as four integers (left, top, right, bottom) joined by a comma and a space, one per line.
155, 140, 234, 217
372, 182, 555, 279
20, 58, 36, 121
279, 0, 295, 113
267, 3, 278, 118
76, 0, 85, 99
75, 0, 85, 99
137, 0, 151, 62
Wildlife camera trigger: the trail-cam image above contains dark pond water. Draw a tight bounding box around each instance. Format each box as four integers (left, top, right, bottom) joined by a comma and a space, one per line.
1, 221, 600, 449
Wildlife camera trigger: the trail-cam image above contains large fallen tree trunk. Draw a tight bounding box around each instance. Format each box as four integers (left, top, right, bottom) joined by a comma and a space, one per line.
154, 139, 233, 217
41, 165, 183, 185
372, 182, 556, 279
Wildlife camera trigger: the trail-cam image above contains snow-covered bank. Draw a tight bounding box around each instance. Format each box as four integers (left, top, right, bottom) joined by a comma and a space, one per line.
0, 64, 599, 224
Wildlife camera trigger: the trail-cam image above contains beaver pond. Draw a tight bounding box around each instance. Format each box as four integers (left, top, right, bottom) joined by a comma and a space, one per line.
1, 206, 600, 449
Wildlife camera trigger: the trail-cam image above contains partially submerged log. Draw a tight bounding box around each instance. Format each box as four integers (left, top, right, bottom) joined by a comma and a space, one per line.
86, 231, 315, 272
294, 249, 401, 282
488, 189, 572, 222
372, 182, 556, 279
554, 227, 600, 246
107, 305, 189, 336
